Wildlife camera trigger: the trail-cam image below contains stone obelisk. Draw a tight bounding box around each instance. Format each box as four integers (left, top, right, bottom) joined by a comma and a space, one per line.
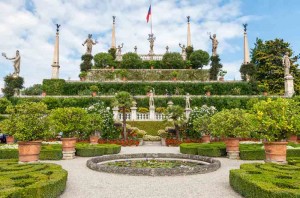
111, 16, 116, 49
243, 24, 250, 64
187, 16, 192, 47
51, 24, 60, 79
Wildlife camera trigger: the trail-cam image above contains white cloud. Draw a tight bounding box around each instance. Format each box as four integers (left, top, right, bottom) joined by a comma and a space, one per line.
0, 0, 255, 93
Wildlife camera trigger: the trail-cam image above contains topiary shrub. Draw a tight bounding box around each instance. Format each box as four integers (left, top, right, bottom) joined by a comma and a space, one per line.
121, 52, 142, 69
94, 52, 114, 68
42, 79, 66, 95
80, 54, 93, 71
189, 50, 210, 69
75, 143, 121, 157
2, 75, 24, 98
162, 52, 184, 69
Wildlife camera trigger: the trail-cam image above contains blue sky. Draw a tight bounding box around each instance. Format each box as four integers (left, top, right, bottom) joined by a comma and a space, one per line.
0, 0, 299, 92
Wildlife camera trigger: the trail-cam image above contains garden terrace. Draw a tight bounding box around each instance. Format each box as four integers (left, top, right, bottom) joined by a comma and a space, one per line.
0, 160, 67, 198
86, 153, 221, 176
230, 162, 300, 198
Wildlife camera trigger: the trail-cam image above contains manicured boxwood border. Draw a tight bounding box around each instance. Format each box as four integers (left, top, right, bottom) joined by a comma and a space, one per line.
0, 160, 67, 198
75, 143, 121, 157
230, 163, 300, 198
180, 143, 226, 157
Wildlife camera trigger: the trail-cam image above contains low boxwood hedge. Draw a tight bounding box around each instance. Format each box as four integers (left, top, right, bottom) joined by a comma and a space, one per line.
180, 142, 226, 157
75, 143, 121, 157
0, 160, 67, 198
230, 162, 300, 198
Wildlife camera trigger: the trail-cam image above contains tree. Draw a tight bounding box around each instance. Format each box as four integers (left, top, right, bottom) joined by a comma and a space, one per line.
113, 91, 133, 140
164, 105, 185, 140
209, 55, 223, 80
80, 54, 93, 72
94, 53, 114, 68
108, 48, 117, 60
120, 52, 142, 69
189, 50, 210, 69
186, 46, 194, 60
162, 52, 184, 69
251, 38, 299, 94
23, 84, 43, 95
2, 75, 24, 98
239, 63, 256, 81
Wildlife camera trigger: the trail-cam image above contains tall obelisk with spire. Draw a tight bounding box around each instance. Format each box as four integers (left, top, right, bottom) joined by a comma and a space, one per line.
51, 24, 60, 79
187, 16, 192, 47
243, 23, 250, 64
111, 16, 116, 49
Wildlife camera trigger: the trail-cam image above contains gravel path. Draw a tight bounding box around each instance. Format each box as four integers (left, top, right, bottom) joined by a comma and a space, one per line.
48, 146, 261, 198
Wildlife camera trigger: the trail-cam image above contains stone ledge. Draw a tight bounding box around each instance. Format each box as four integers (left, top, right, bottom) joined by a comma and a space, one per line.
86, 153, 221, 176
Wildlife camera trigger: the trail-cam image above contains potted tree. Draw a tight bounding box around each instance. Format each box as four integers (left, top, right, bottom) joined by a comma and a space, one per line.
218, 69, 227, 81
252, 98, 300, 163
86, 103, 105, 144
119, 69, 129, 81
1, 102, 51, 162
171, 71, 179, 81
258, 83, 269, 96
79, 71, 87, 81
209, 108, 255, 159
49, 107, 88, 159
204, 85, 213, 96
149, 60, 155, 69
90, 85, 99, 97
158, 130, 168, 146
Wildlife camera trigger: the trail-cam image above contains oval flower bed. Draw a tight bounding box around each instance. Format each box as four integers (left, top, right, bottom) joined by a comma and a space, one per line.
0, 160, 67, 198
230, 162, 300, 198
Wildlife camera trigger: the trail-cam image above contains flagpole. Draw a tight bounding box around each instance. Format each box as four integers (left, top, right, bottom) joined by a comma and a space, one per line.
150, 0, 152, 34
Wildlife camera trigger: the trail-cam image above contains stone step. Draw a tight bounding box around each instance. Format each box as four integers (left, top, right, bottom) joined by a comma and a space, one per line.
143, 141, 161, 146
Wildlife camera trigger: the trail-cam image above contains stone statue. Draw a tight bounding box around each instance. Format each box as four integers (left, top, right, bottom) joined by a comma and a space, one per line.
117, 43, 124, 56
282, 52, 291, 76
179, 43, 187, 60
209, 33, 219, 56
134, 46, 137, 53
243, 23, 248, 32
149, 89, 155, 107
148, 33, 156, 55
56, 24, 61, 33
82, 34, 97, 55
185, 93, 191, 109
2, 50, 21, 77
166, 46, 169, 53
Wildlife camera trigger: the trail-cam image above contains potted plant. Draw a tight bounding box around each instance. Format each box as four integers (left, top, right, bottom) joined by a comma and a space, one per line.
164, 105, 185, 140
149, 60, 155, 69
158, 130, 168, 146
209, 108, 255, 159
171, 71, 179, 81
79, 71, 88, 81
137, 130, 146, 146
90, 85, 99, 97
258, 83, 269, 96
0, 102, 51, 162
119, 69, 129, 81
6, 135, 15, 144
252, 98, 300, 163
204, 85, 213, 96
218, 69, 227, 81
49, 107, 88, 159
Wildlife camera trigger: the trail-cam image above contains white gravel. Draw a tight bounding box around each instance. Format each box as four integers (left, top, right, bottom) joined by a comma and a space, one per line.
47, 146, 262, 198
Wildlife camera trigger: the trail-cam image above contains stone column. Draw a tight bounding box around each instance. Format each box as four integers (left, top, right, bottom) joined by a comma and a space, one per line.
112, 106, 119, 120
111, 16, 116, 49
185, 108, 192, 119
51, 31, 60, 79
187, 16, 192, 47
130, 100, 137, 121
243, 25, 250, 65
285, 75, 295, 97
149, 106, 155, 120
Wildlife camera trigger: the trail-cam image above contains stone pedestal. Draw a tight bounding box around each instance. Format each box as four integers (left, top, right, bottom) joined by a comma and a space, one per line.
63, 151, 75, 160
13, 88, 20, 97
130, 106, 137, 121
112, 106, 119, 120
182, 53, 186, 61
167, 101, 174, 107
185, 108, 192, 119
149, 106, 155, 120
284, 75, 294, 97
51, 65, 60, 79
227, 151, 240, 160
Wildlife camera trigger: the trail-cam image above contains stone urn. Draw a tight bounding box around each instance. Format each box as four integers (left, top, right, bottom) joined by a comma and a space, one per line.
18, 141, 42, 162
225, 138, 240, 159
202, 135, 210, 143
89, 136, 99, 144
264, 142, 288, 164
61, 137, 77, 160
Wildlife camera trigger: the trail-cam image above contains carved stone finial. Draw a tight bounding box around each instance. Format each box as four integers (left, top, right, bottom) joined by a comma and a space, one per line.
113, 16, 116, 24
56, 24, 61, 33
243, 23, 248, 32
187, 16, 190, 23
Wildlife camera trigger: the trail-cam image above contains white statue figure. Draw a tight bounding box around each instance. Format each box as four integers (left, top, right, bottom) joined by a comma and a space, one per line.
179, 43, 187, 60
82, 34, 97, 55
149, 89, 155, 107
282, 52, 291, 76
117, 43, 124, 56
2, 50, 21, 77
209, 33, 219, 56
185, 93, 191, 109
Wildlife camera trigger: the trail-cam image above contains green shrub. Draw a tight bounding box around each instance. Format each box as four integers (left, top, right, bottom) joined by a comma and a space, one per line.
94, 52, 114, 68
2, 75, 24, 98
23, 84, 43, 95
189, 50, 210, 69
0, 160, 67, 198
121, 53, 142, 69
0, 97, 12, 114
230, 163, 300, 198
162, 52, 184, 69
42, 79, 66, 95
75, 143, 121, 157
180, 142, 226, 157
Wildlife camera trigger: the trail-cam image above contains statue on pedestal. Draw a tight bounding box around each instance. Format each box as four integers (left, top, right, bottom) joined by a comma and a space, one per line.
166, 46, 169, 53
185, 93, 191, 109
2, 50, 21, 77
149, 89, 155, 107
148, 33, 156, 55
134, 46, 137, 53
117, 43, 124, 56
82, 34, 97, 55
209, 33, 219, 56
282, 52, 291, 76
179, 43, 187, 60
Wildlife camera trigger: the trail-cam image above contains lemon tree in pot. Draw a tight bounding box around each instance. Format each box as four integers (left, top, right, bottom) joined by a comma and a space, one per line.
1, 102, 51, 162
251, 98, 300, 163
49, 107, 88, 160
209, 108, 255, 159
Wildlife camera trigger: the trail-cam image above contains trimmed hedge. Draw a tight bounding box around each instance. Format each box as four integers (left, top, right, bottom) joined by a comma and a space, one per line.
180, 142, 226, 157
42, 79, 65, 95
0, 160, 67, 198
75, 143, 121, 157
127, 121, 173, 136
230, 163, 300, 198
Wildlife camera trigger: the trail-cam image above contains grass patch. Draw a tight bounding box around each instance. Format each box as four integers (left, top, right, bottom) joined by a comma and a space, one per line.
127, 121, 173, 136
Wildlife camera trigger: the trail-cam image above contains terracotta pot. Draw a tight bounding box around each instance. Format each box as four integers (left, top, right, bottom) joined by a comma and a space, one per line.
288, 135, 298, 143
80, 77, 86, 82
151, 66, 154, 69
172, 77, 177, 81
219, 77, 224, 82
18, 141, 42, 162
92, 92, 97, 97
6, 136, 14, 144
61, 138, 77, 152
42, 92, 46, 97
89, 136, 99, 144
111, 66, 114, 71
122, 77, 126, 81
264, 142, 288, 163
225, 138, 239, 152
263, 92, 268, 96
205, 91, 211, 96
202, 135, 210, 143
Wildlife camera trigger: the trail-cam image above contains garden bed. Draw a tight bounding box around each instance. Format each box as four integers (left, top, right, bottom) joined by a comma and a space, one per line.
230, 162, 300, 198
0, 160, 67, 198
